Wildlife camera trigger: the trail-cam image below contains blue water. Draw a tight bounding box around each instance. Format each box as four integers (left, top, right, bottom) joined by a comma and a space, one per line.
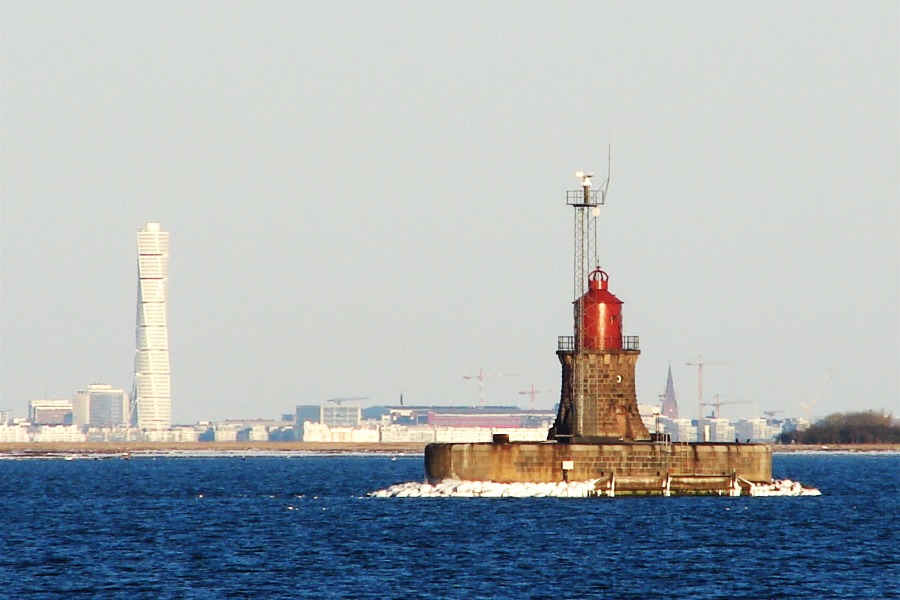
0, 453, 896, 599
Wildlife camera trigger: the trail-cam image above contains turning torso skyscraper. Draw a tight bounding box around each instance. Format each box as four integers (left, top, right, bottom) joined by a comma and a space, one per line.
131, 222, 172, 430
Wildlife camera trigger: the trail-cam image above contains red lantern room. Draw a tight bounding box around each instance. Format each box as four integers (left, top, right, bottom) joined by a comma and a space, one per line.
577, 267, 623, 350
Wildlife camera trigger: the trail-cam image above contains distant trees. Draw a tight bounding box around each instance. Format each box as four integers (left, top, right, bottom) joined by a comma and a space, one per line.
779, 410, 900, 445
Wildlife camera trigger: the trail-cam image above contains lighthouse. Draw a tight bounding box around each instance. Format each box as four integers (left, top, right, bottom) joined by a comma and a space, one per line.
549, 172, 649, 442
423, 170, 772, 493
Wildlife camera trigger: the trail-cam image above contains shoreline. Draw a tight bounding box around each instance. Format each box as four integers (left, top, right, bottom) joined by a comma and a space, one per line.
0, 441, 897, 456
770, 443, 900, 453
0, 441, 428, 456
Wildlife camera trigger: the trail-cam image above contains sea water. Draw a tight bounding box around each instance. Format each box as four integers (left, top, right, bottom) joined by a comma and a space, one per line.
0, 453, 896, 599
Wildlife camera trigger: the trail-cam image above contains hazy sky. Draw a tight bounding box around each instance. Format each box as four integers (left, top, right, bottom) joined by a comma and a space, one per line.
2, 2, 897, 425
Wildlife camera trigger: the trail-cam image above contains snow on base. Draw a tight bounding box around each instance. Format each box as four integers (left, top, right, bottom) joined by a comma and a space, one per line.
369, 478, 821, 498
745, 479, 822, 497
369, 479, 603, 498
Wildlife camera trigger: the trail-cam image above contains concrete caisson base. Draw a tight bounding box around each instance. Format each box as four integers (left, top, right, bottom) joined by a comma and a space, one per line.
424, 441, 772, 494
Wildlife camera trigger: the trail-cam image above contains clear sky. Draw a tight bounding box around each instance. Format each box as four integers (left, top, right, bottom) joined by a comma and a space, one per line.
1, 2, 897, 425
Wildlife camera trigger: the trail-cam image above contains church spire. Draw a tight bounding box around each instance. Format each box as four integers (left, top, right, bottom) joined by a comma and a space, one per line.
661, 361, 679, 419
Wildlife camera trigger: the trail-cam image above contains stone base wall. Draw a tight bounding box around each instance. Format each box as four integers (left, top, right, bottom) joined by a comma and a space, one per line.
425, 441, 772, 485
552, 350, 650, 441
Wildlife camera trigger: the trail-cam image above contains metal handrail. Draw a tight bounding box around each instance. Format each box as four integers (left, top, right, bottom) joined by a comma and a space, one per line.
557, 335, 640, 351
566, 189, 606, 206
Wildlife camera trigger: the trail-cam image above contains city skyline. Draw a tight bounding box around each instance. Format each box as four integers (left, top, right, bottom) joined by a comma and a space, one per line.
1, 3, 897, 424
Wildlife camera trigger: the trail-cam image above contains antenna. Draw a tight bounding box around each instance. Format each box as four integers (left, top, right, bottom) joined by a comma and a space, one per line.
604, 138, 612, 195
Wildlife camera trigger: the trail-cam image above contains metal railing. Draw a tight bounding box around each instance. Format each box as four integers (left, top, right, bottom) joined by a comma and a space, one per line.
566, 189, 606, 207
558, 336, 575, 352
557, 335, 640, 352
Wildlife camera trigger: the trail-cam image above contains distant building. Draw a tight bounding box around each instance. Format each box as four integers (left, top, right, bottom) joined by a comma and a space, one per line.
707, 418, 735, 443
0, 423, 30, 442
204, 419, 293, 442
295, 405, 320, 423
303, 422, 379, 443
383, 406, 555, 429
73, 384, 129, 428
293, 405, 321, 440
380, 424, 437, 443
303, 404, 556, 444
660, 363, 679, 419
132, 222, 172, 431
213, 423, 240, 442
320, 404, 361, 428
427, 413, 524, 428
239, 425, 270, 442
32, 425, 86, 443
658, 417, 697, 442
86, 425, 137, 443
782, 418, 811, 433
29, 399, 73, 425
734, 418, 781, 442
140, 427, 200, 443
637, 403, 661, 433
307, 421, 552, 444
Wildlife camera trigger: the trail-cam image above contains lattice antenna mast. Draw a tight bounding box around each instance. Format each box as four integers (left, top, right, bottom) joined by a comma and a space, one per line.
569, 170, 608, 310
567, 163, 609, 435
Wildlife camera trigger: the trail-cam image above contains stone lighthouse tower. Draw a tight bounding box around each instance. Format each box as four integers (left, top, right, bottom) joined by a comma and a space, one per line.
549, 172, 649, 442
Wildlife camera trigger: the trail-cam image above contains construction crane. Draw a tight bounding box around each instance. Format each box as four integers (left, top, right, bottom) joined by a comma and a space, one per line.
800, 368, 833, 418
463, 368, 518, 408
686, 355, 730, 440
327, 397, 367, 406
702, 394, 755, 419
763, 410, 784, 419
518, 384, 552, 409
